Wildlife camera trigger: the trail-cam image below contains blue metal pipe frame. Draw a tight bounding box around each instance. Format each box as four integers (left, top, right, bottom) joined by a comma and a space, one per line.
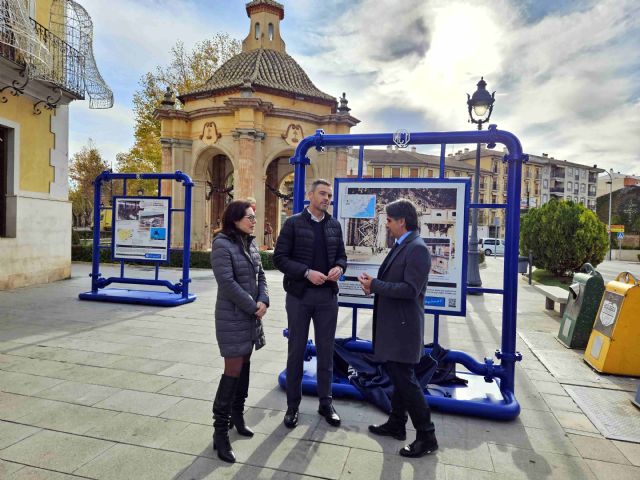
286, 126, 527, 420
81, 171, 196, 306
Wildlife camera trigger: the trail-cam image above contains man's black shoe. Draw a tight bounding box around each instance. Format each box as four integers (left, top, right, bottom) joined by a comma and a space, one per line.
368, 421, 406, 441
283, 407, 299, 429
399, 430, 438, 458
318, 403, 341, 427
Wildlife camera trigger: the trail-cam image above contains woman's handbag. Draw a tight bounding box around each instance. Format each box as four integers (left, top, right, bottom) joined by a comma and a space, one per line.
254, 316, 266, 350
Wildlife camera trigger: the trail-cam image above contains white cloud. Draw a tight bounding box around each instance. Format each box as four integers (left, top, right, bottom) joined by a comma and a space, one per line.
71, 0, 640, 174
292, 0, 640, 172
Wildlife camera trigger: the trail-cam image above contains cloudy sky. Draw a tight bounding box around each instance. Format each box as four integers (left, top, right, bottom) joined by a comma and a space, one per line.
71, 0, 640, 174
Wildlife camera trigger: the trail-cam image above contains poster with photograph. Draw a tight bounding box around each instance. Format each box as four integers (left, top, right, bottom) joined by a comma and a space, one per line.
113, 197, 171, 261
334, 178, 469, 316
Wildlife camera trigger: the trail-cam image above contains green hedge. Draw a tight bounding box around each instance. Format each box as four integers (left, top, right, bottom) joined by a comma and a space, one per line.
71, 246, 276, 270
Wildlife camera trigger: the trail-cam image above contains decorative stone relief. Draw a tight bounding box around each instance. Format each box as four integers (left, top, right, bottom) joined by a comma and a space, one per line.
281, 123, 303, 146
199, 121, 222, 145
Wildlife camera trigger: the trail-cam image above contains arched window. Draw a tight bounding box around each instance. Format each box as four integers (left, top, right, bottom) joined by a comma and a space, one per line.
255, 22, 261, 39
268, 23, 274, 41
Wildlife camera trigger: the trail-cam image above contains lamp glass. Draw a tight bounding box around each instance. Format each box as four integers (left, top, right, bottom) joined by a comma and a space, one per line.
473, 103, 488, 117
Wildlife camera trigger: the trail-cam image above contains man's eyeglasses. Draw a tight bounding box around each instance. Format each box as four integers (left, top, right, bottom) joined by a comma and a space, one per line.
244, 215, 257, 222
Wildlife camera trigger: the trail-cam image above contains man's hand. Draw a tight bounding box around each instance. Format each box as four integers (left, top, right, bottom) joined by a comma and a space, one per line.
326, 266, 343, 282
255, 301, 268, 318
307, 270, 328, 285
358, 272, 373, 295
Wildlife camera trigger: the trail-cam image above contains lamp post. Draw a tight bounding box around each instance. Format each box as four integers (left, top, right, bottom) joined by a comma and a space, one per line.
604, 168, 613, 261
467, 77, 495, 291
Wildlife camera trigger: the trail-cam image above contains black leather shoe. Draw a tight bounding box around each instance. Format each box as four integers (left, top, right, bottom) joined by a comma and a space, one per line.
368, 421, 406, 441
399, 430, 438, 458
283, 407, 299, 429
318, 403, 341, 427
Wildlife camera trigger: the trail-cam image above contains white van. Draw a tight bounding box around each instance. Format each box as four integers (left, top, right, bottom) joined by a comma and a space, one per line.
479, 238, 505, 256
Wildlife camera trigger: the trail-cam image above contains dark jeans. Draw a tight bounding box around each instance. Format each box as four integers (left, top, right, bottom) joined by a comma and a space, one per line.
386, 360, 434, 432
285, 288, 338, 407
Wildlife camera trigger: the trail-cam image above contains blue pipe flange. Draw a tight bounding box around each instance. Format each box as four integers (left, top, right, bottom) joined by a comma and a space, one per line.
483, 357, 495, 383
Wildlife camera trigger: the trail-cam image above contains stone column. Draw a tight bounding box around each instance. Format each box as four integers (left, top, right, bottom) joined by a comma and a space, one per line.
233, 129, 266, 244
160, 138, 193, 249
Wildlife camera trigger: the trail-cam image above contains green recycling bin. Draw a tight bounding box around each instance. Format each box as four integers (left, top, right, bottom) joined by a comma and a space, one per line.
557, 263, 605, 349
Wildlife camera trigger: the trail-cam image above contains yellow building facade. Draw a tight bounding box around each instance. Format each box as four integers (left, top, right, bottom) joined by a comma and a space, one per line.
156, 0, 358, 249
0, 0, 111, 289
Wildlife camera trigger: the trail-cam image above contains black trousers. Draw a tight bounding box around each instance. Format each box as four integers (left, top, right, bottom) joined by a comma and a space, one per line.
285, 287, 338, 407
386, 360, 434, 432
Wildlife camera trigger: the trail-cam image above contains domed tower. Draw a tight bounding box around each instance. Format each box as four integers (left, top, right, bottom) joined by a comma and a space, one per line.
157, 0, 359, 250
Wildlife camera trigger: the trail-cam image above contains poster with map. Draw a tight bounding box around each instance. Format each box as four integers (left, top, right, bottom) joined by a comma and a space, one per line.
112, 197, 171, 261
334, 178, 469, 316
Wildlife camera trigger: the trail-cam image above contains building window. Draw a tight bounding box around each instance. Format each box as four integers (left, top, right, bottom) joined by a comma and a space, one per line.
410, 168, 419, 178
567, 181, 572, 190
373, 167, 383, 178
542, 194, 547, 203
581, 183, 586, 193
492, 161, 498, 173
427, 169, 433, 177
0, 127, 7, 237
255, 22, 261, 39
268, 23, 274, 41
391, 167, 401, 178
0, 125, 16, 238
543, 179, 548, 188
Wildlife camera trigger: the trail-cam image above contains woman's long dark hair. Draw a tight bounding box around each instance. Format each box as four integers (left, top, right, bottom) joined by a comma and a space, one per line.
221, 200, 252, 235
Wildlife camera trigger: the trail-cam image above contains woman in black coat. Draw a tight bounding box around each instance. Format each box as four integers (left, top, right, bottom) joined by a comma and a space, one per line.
211, 200, 269, 463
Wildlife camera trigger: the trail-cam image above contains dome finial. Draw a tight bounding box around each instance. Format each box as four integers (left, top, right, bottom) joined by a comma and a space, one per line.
338, 92, 351, 114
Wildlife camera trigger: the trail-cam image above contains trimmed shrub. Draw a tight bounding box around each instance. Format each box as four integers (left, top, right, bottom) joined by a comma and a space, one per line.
260, 250, 275, 270
520, 199, 608, 276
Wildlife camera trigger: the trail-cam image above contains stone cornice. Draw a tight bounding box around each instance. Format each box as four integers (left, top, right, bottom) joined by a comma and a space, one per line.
155, 102, 360, 128
224, 97, 274, 113
269, 107, 360, 126
232, 128, 266, 141
160, 138, 193, 147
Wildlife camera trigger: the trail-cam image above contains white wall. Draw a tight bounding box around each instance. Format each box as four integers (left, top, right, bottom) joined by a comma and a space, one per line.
0, 195, 71, 289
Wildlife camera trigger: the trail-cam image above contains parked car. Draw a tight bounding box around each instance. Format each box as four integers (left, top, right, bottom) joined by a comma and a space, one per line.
479, 238, 505, 256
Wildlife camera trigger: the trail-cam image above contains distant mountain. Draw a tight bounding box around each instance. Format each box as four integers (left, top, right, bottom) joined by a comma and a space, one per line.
596, 186, 640, 233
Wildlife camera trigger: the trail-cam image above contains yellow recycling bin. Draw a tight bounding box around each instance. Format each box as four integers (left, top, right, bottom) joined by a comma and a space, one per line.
584, 272, 640, 376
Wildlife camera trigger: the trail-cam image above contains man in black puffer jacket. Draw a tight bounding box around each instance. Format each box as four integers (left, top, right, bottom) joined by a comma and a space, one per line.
274, 179, 347, 429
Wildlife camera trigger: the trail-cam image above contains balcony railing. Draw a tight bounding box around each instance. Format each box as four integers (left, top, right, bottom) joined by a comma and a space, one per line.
550, 170, 565, 179
0, 15, 84, 99
30, 18, 84, 98
550, 187, 565, 193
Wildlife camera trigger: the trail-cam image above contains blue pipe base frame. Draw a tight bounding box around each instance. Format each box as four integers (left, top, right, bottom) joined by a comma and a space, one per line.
79, 288, 196, 307
277, 357, 520, 421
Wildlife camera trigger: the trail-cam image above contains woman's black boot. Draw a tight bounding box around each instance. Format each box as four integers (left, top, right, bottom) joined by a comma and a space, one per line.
230, 362, 254, 437
212, 374, 238, 463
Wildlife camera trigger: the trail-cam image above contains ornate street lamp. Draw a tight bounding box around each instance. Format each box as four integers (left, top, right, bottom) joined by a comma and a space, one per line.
467, 77, 495, 291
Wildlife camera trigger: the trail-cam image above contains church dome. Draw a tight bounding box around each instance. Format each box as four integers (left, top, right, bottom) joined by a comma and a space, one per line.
180, 48, 336, 107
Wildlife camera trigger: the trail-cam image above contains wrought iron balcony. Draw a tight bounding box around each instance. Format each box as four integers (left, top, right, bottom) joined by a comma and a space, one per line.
29, 18, 84, 98
549, 187, 565, 193
1, 1, 112, 108
1, 16, 83, 98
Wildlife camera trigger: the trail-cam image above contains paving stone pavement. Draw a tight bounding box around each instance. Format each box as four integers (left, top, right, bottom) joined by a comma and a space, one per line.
0, 258, 638, 479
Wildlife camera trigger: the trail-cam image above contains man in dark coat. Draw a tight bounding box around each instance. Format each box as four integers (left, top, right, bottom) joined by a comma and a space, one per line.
358, 199, 438, 457
273, 179, 347, 429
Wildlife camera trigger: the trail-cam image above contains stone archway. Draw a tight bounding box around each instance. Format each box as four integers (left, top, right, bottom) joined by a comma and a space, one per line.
264, 156, 294, 243
193, 147, 235, 249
